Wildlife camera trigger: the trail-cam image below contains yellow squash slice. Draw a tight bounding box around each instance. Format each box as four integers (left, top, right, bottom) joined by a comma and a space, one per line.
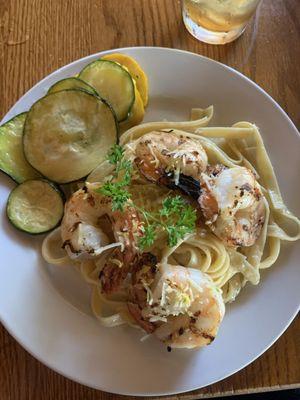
120, 87, 145, 134
102, 53, 148, 107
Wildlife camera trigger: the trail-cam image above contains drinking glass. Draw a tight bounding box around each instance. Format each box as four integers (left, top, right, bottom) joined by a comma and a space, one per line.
182, 0, 261, 45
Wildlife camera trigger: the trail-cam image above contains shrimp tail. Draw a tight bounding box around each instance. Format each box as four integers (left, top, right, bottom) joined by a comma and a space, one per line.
167, 173, 201, 200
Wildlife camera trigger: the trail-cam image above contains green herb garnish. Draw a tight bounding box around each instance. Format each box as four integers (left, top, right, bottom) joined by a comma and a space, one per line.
138, 195, 197, 250
138, 224, 157, 250
96, 144, 132, 211
97, 146, 197, 246
99, 181, 131, 211
107, 144, 124, 165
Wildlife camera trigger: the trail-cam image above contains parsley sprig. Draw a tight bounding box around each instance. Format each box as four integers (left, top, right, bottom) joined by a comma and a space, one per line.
137, 196, 197, 250
96, 145, 132, 211
96, 145, 197, 248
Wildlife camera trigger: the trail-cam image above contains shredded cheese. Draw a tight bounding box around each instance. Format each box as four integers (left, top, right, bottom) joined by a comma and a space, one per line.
147, 278, 195, 322
94, 242, 122, 255
109, 258, 123, 268
173, 162, 181, 185
141, 278, 154, 305
140, 333, 153, 342
147, 143, 160, 168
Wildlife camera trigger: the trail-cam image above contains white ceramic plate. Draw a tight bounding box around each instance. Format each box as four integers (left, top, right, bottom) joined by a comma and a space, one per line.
0, 47, 299, 397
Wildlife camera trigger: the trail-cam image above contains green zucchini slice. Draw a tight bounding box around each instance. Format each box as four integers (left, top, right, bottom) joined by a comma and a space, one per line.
0, 113, 40, 183
23, 89, 117, 183
48, 77, 98, 96
79, 60, 135, 122
7, 179, 65, 234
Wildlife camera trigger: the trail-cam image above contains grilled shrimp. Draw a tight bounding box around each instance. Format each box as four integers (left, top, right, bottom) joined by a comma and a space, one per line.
126, 131, 265, 247
61, 188, 109, 258
126, 131, 208, 186
199, 165, 265, 247
128, 261, 225, 349
61, 186, 144, 293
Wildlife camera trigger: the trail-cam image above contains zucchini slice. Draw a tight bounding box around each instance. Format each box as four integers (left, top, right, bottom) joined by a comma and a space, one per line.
48, 77, 98, 96
23, 89, 117, 183
0, 113, 40, 183
7, 179, 65, 234
79, 60, 135, 122
102, 53, 149, 107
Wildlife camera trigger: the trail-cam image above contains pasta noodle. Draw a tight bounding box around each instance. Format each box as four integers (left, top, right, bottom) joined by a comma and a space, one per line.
42, 227, 70, 266
42, 106, 300, 327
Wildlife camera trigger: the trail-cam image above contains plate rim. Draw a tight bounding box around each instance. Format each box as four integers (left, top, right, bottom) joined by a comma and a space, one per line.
0, 46, 299, 397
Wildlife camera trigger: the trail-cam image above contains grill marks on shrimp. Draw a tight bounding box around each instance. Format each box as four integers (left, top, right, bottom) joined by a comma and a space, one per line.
131, 131, 208, 184
61, 239, 78, 254
127, 253, 158, 333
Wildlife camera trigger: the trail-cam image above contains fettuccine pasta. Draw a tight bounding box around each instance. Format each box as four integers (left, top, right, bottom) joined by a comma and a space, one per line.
42, 106, 300, 333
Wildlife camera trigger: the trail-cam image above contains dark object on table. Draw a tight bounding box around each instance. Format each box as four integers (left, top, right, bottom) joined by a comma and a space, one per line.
212, 388, 300, 400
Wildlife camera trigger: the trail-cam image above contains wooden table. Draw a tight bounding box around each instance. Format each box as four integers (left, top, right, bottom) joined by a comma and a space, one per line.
0, 1, 299, 399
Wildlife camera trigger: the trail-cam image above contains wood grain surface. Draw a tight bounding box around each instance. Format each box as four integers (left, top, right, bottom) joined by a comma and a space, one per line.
0, 0, 299, 399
